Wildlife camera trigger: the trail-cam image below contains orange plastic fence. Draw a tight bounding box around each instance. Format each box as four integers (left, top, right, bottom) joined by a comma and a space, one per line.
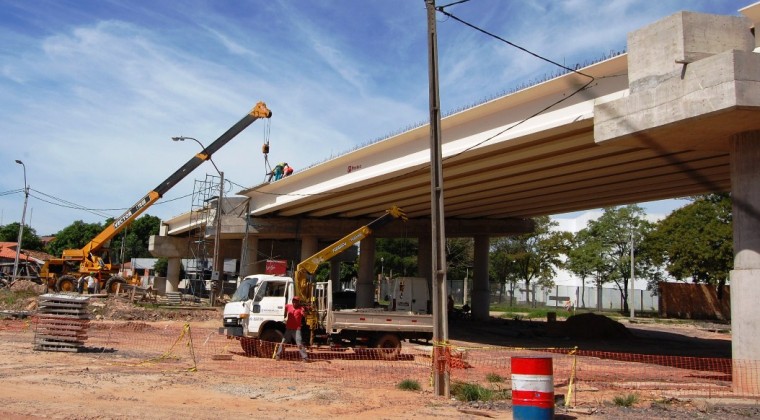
1, 318, 757, 401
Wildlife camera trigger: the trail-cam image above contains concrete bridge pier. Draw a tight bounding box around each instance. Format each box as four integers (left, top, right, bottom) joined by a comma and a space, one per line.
240, 236, 259, 277
730, 130, 760, 393
149, 234, 191, 294
471, 235, 490, 321
357, 237, 376, 308
165, 258, 181, 293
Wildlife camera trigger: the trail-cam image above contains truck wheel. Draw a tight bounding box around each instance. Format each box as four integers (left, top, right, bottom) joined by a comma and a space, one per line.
240, 337, 258, 357
104, 276, 126, 294
258, 329, 283, 359
375, 333, 401, 360
55, 275, 77, 293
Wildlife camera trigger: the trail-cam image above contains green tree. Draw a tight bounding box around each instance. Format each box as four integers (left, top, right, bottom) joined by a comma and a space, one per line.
489, 216, 571, 305
645, 194, 732, 295
111, 214, 161, 263
586, 205, 653, 313
376, 238, 418, 278
45, 220, 104, 257
0, 222, 44, 251
154, 257, 168, 277
445, 238, 473, 280
489, 236, 520, 305
566, 228, 601, 308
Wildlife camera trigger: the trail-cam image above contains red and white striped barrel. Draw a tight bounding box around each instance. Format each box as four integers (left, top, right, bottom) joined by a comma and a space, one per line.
511, 357, 554, 419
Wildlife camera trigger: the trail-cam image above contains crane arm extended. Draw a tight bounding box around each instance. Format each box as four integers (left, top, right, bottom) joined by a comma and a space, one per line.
294, 206, 407, 304
61, 102, 272, 267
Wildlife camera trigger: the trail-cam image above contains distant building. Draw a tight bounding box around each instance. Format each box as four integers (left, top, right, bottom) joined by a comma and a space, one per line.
0, 242, 54, 279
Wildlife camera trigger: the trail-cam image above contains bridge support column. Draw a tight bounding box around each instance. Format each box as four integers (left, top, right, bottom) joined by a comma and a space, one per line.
472, 235, 490, 321
357, 237, 376, 308
730, 130, 760, 393
300, 236, 318, 261
165, 257, 181, 293
418, 234, 433, 312
330, 261, 341, 287
240, 236, 259, 277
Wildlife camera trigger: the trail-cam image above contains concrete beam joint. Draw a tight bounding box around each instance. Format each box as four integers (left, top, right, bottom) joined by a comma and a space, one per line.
627, 11, 753, 91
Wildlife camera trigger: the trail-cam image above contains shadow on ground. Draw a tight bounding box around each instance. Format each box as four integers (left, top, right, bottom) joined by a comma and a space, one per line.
448, 314, 731, 359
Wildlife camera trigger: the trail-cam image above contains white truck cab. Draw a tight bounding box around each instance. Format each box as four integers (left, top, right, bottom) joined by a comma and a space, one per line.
221, 274, 291, 339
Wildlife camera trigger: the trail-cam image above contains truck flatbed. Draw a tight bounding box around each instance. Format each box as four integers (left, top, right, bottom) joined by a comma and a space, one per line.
329, 308, 433, 333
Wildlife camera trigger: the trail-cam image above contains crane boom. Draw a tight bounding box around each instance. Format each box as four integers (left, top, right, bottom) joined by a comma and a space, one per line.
46, 102, 272, 291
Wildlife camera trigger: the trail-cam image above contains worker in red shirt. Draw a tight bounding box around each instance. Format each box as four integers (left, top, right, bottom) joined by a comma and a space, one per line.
275, 296, 310, 362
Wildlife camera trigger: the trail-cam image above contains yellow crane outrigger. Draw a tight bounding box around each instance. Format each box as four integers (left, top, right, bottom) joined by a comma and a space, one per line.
41, 102, 272, 293
294, 206, 407, 336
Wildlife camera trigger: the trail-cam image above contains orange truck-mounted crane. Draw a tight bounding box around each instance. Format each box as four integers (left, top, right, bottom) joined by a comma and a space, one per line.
41, 102, 272, 293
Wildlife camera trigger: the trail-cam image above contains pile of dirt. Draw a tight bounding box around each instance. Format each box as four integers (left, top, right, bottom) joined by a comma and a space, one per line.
9, 279, 46, 294
96, 297, 221, 322
557, 312, 633, 339
0, 287, 221, 322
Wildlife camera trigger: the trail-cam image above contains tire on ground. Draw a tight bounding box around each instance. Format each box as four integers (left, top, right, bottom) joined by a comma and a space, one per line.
374, 333, 401, 360
104, 276, 126, 294
55, 275, 77, 293
257, 328, 284, 359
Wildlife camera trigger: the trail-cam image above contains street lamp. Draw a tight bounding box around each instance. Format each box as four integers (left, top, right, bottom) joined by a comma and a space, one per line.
12, 160, 29, 283
380, 256, 385, 301
172, 136, 224, 306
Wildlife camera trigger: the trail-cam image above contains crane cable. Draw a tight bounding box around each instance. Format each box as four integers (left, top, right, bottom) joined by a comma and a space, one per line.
262, 118, 272, 179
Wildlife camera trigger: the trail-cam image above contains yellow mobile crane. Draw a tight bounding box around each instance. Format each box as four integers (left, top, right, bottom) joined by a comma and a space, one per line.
41, 102, 272, 293
293, 206, 407, 337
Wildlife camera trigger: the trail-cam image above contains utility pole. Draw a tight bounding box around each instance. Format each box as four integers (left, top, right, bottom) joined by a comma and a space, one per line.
425, 0, 450, 398
240, 199, 251, 279
210, 171, 224, 306
12, 160, 29, 283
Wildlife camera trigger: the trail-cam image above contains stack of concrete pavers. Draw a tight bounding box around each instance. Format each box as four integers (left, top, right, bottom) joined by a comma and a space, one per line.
165, 291, 182, 305
34, 294, 91, 352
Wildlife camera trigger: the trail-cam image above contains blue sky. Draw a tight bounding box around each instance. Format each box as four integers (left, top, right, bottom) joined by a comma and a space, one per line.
0, 0, 750, 236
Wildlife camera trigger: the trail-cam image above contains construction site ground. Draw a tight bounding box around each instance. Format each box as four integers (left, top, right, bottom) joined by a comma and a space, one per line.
0, 283, 757, 419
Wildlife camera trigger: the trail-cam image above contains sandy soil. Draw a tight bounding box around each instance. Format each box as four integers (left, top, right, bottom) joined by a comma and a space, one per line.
0, 288, 756, 419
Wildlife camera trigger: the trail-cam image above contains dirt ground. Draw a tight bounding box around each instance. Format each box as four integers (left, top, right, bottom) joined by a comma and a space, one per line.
0, 285, 757, 419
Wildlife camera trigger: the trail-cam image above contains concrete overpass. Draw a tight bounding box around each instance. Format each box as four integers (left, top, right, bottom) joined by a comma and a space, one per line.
153, 3, 760, 389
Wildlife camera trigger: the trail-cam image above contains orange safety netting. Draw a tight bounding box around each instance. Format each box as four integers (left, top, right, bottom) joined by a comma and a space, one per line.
1, 318, 758, 401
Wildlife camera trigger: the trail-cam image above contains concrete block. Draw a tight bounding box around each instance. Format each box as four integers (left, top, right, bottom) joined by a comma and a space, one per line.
149, 235, 191, 258
628, 11, 753, 92
595, 50, 760, 150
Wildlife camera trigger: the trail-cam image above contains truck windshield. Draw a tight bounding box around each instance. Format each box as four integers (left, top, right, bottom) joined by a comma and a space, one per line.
230, 278, 259, 302
252, 281, 286, 303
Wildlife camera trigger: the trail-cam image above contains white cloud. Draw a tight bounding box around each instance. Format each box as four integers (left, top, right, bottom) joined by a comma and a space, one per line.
0, 0, 747, 236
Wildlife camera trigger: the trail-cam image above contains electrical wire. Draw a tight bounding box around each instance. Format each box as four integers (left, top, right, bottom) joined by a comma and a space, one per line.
245, 2, 599, 201
0, 189, 24, 197
21, 187, 197, 226
30, 189, 113, 218
7, 5, 608, 220
436, 3, 593, 78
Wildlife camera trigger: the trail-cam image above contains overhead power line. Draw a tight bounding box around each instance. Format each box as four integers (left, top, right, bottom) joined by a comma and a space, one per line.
250, 2, 599, 200
0, 189, 24, 197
